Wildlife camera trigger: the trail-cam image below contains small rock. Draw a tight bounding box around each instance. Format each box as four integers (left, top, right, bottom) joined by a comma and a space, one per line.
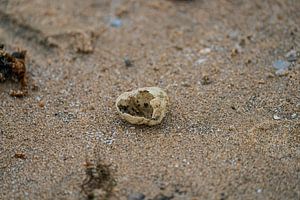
116, 87, 169, 126
124, 57, 133, 67
285, 50, 298, 62
273, 114, 281, 120
231, 48, 239, 57
273, 60, 291, 76
272, 60, 290, 70
199, 48, 211, 54
291, 113, 297, 119
38, 100, 45, 108
181, 82, 191, 87
239, 38, 246, 47
201, 75, 212, 85
128, 193, 145, 200
256, 188, 262, 193
194, 58, 207, 65
110, 18, 122, 27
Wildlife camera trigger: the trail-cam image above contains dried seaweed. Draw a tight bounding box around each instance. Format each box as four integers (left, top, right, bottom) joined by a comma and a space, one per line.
0, 45, 28, 97
81, 160, 116, 200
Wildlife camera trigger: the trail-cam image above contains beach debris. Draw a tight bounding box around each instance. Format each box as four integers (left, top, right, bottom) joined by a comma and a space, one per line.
116, 87, 169, 126
81, 160, 116, 200
124, 56, 133, 67
201, 75, 212, 85
74, 32, 94, 54
14, 152, 26, 159
230, 48, 239, 57
110, 18, 122, 28
0, 45, 28, 97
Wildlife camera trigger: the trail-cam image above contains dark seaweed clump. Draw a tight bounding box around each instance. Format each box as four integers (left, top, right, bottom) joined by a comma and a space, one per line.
81, 161, 116, 200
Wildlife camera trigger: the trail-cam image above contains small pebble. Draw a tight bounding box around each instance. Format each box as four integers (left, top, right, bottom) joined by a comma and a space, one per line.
38, 100, 45, 108
272, 60, 290, 70
199, 48, 211, 54
256, 188, 262, 193
273, 114, 281, 120
124, 57, 133, 67
128, 193, 145, 200
194, 58, 207, 65
291, 113, 297, 119
110, 18, 122, 27
285, 50, 298, 62
201, 75, 212, 85
181, 82, 191, 87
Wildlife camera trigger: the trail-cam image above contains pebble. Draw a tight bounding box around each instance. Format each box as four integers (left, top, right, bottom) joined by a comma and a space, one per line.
291, 113, 297, 119
256, 188, 262, 193
272, 60, 290, 70
194, 58, 207, 65
199, 48, 211, 54
273, 114, 281, 120
128, 193, 145, 200
273, 60, 291, 76
116, 87, 169, 126
285, 50, 298, 62
110, 18, 122, 27
124, 56, 133, 67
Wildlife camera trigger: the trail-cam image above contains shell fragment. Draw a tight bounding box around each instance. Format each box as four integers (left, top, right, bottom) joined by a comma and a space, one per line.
116, 87, 169, 125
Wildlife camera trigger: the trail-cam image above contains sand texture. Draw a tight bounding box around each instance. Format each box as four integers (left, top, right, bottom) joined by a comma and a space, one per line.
0, 0, 299, 199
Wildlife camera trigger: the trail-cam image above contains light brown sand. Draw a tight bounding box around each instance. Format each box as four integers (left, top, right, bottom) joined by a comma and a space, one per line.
0, 0, 299, 199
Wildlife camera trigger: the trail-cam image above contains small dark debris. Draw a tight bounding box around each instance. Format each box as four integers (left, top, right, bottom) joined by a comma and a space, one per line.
231, 105, 237, 110
220, 192, 227, 200
81, 160, 116, 200
0, 45, 28, 97
14, 152, 26, 159
230, 48, 239, 57
128, 192, 146, 200
239, 38, 246, 47
201, 75, 212, 85
245, 58, 252, 65
124, 57, 134, 67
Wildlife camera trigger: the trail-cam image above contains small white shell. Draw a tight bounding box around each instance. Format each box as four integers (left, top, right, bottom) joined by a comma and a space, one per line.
116, 87, 169, 126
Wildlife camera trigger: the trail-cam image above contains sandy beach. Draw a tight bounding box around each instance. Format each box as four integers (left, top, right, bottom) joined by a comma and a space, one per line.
0, 0, 299, 199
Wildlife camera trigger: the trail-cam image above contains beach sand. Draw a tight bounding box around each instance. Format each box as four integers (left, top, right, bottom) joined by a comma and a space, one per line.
0, 0, 299, 199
